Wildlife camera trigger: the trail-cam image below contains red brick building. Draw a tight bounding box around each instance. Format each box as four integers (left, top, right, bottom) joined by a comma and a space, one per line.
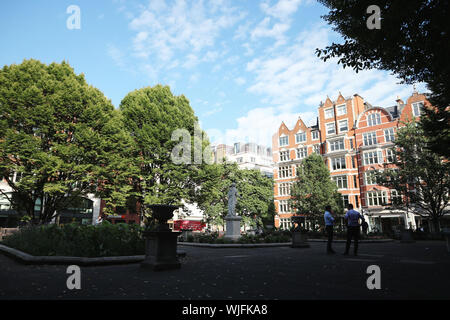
272, 91, 439, 233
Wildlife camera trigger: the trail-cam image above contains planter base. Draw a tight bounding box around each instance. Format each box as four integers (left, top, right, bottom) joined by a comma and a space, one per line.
141, 230, 181, 271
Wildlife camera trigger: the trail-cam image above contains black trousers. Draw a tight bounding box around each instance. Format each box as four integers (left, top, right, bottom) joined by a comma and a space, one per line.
326, 225, 334, 252
345, 226, 360, 254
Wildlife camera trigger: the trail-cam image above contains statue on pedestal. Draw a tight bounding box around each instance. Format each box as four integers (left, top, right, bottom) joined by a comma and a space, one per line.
227, 182, 239, 216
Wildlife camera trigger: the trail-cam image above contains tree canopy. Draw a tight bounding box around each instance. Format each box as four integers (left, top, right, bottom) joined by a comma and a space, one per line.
376, 120, 449, 232
316, 0, 450, 158
290, 153, 343, 224
0, 59, 135, 223
119, 85, 212, 220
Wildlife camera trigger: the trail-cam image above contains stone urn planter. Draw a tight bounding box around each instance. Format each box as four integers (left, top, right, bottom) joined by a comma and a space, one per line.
141, 204, 181, 271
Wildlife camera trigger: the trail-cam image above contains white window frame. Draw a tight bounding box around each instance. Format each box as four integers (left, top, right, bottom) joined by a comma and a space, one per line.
325, 108, 334, 119
412, 102, 424, 117
280, 150, 290, 162
295, 132, 307, 143
363, 131, 378, 146
384, 128, 395, 142
386, 149, 395, 163
336, 104, 347, 116
311, 131, 319, 140
363, 150, 383, 165
365, 170, 378, 185
333, 175, 348, 189
338, 119, 348, 132
329, 138, 345, 152
366, 190, 388, 206
296, 147, 308, 159
367, 113, 381, 126
279, 135, 289, 147
326, 122, 336, 135
331, 156, 346, 171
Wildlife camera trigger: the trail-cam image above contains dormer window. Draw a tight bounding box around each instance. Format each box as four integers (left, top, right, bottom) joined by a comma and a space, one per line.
325, 108, 334, 119
412, 102, 424, 117
311, 131, 319, 140
336, 104, 347, 116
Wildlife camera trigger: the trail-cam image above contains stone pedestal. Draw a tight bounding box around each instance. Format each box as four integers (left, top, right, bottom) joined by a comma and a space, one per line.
291, 231, 310, 248
224, 215, 242, 240
141, 230, 181, 271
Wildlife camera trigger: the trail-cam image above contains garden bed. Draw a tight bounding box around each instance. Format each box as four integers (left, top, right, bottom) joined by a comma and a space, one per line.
0, 222, 145, 258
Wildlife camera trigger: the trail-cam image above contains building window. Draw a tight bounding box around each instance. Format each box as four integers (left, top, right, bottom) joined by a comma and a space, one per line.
234, 143, 241, 154
363, 132, 378, 146
367, 113, 381, 126
412, 102, 424, 117
237, 157, 243, 163
279, 201, 291, 214
280, 151, 290, 162
279, 136, 288, 147
280, 217, 292, 230
296, 147, 308, 159
325, 108, 334, 119
365, 170, 378, 185
355, 195, 359, 208
351, 156, 356, 168
336, 104, 347, 116
333, 176, 348, 189
342, 195, 350, 208
338, 119, 348, 132
363, 151, 383, 165
386, 149, 395, 163
329, 138, 345, 152
0, 193, 12, 211
279, 183, 291, 196
349, 138, 354, 150
251, 157, 256, 163
384, 128, 395, 142
353, 175, 358, 188
313, 144, 320, 154
295, 132, 307, 143
312, 131, 319, 140
331, 156, 346, 170
279, 166, 292, 178
390, 189, 402, 205
326, 122, 336, 135
366, 191, 388, 206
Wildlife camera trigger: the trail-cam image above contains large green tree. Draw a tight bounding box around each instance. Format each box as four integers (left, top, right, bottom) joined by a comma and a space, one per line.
376, 121, 449, 232
0, 59, 135, 224
119, 85, 211, 221
290, 153, 343, 228
316, 0, 450, 158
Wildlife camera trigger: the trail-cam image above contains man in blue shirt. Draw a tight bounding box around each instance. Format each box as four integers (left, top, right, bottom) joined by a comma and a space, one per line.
344, 204, 365, 256
324, 205, 336, 254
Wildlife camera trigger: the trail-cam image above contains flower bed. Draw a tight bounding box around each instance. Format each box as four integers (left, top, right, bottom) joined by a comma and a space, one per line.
0, 222, 145, 257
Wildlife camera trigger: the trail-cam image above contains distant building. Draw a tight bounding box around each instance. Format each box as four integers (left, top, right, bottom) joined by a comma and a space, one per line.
212, 142, 274, 178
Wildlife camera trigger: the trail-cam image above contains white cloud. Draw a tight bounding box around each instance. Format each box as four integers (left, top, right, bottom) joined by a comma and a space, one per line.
129, 0, 245, 67
260, 0, 303, 20
234, 77, 246, 85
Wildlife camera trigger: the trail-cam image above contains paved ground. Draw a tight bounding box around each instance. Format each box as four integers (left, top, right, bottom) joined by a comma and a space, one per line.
0, 241, 449, 300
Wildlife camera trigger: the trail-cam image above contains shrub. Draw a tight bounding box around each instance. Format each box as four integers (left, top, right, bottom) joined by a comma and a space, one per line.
1, 221, 145, 257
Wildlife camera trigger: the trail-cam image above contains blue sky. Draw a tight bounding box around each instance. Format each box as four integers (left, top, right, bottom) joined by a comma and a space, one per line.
0, 0, 425, 147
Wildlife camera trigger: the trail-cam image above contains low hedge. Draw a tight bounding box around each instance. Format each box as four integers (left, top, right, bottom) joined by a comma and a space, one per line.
180, 230, 292, 244
1, 221, 145, 257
